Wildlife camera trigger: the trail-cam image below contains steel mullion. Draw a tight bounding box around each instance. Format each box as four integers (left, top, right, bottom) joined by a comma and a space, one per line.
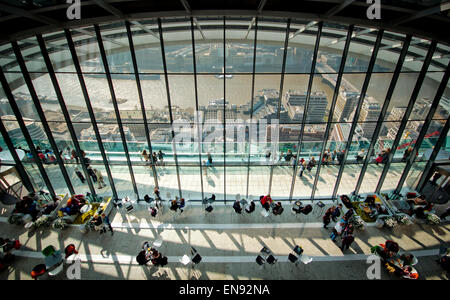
94, 24, 139, 200
355, 35, 412, 195
125, 21, 159, 193
12, 41, 75, 196
245, 17, 258, 200
268, 18, 291, 197
416, 115, 449, 192
0, 66, 55, 197
223, 16, 226, 204
0, 118, 34, 192
190, 17, 205, 201
158, 18, 182, 199
394, 63, 450, 193
289, 21, 323, 202
65, 29, 118, 201
375, 40, 437, 193
37, 34, 115, 199
311, 25, 354, 201
332, 29, 384, 199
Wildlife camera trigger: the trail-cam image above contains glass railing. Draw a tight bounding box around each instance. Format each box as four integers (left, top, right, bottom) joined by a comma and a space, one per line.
2, 137, 439, 166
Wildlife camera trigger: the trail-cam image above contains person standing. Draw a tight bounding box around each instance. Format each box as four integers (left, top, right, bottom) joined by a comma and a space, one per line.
298, 160, 305, 178
207, 152, 213, 166
332, 204, 343, 222
152, 152, 158, 165
158, 150, 165, 166
292, 155, 297, 171
75, 168, 85, 183
142, 150, 149, 164
154, 187, 161, 200
87, 166, 97, 183
101, 213, 113, 236
94, 169, 106, 189
340, 233, 354, 251
323, 206, 335, 229
337, 150, 344, 165
357, 149, 365, 163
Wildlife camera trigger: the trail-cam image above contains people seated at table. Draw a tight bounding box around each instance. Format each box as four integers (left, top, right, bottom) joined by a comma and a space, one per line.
39, 196, 60, 216
398, 265, 418, 279
13, 196, 39, 220
364, 196, 376, 208
293, 204, 312, 215
400, 253, 416, 266
245, 201, 255, 214
260, 194, 272, 211
272, 202, 284, 215
369, 203, 389, 219
407, 195, 427, 206
233, 200, 242, 214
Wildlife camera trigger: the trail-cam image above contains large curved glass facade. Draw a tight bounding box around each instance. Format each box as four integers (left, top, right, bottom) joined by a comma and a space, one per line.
0, 17, 449, 202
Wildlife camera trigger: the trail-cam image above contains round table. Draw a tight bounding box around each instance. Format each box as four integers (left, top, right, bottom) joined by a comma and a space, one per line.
80, 204, 92, 214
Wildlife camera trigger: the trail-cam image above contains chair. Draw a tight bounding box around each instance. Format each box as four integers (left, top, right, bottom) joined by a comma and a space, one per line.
31, 264, 47, 280
179, 255, 191, 266
288, 253, 299, 265
260, 210, 270, 218
42, 245, 56, 257
152, 238, 163, 249
255, 255, 265, 268
64, 244, 78, 259
266, 254, 277, 265
48, 262, 64, 276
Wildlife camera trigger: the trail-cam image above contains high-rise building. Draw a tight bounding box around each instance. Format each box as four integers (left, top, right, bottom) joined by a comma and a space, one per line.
285, 90, 328, 123
360, 97, 381, 139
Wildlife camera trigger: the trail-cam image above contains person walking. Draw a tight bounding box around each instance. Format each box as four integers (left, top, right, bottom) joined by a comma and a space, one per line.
75, 168, 85, 183
95, 169, 106, 189
152, 152, 158, 165
292, 155, 297, 171
323, 206, 335, 229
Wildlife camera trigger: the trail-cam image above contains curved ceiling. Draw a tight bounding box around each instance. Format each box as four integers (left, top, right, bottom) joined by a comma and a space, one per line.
0, 0, 449, 45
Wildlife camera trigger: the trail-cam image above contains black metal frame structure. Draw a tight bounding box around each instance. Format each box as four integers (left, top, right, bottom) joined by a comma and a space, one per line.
0, 3, 448, 203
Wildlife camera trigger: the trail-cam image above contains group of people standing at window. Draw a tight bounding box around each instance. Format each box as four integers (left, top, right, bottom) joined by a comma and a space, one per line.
141, 149, 165, 166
